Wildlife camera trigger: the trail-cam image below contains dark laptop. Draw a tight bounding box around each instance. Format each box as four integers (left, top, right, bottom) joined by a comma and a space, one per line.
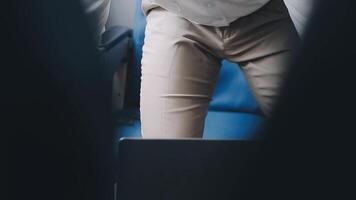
116, 138, 259, 200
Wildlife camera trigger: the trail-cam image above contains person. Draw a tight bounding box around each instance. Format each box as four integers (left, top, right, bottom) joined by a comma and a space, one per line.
140, 0, 300, 138
79, 0, 111, 44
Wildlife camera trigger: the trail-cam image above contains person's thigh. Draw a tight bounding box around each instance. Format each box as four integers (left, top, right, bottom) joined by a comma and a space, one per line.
238, 51, 294, 115
225, 0, 300, 115
140, 8, 221, 138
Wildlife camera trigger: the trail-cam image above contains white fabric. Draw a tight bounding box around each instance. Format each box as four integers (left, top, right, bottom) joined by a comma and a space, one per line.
80, 0, 111, 16
79, 0, 111, 43
284, 0, 315, 36
146, 0, 270, 26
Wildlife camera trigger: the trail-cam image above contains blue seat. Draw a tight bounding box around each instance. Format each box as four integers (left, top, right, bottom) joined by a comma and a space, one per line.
115, 0, 265, 140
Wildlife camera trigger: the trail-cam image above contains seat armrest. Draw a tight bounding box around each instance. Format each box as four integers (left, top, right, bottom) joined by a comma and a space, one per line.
99, 26, 131, 51
98, 26, 132, 111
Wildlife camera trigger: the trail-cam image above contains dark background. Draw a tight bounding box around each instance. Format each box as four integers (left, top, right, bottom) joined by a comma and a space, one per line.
4, 0, 356, 199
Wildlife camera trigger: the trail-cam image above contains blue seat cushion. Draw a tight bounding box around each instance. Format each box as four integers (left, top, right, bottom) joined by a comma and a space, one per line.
210, 60, 261, 114
204, 111, 264, 140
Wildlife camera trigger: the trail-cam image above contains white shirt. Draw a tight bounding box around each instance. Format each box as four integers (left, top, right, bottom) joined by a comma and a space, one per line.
146, 0, 271, 27
284, 0, 315, 36
80, 0, 111, 43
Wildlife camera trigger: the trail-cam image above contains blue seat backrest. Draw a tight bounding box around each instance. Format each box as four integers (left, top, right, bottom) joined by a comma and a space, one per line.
124, 0, 146, 106
210, 60, 260, 113
130, 0, 261, 114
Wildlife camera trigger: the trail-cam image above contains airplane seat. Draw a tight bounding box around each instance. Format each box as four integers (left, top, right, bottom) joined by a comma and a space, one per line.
99, 25, 131, 79
114, 0, 265, 140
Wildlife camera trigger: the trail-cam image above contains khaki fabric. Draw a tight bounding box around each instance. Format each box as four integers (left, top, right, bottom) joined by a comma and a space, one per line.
140, 0, 300, 138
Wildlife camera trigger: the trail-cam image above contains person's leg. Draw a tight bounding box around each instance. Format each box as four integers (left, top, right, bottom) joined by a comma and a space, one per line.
140, 8, 222, 138
225, 0, 300, 115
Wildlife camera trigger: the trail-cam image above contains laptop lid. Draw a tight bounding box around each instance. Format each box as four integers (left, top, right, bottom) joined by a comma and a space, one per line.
116, 138, 259, 200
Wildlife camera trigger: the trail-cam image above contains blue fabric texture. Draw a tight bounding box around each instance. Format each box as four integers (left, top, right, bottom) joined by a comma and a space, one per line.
210, 60, 261, 113
124, 0, 147, 106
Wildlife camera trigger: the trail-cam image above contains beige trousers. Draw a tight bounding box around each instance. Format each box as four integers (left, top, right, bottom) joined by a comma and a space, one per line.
140, 0, 299, 138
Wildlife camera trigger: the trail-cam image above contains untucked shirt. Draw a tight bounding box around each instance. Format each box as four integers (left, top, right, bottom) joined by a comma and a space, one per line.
144, 0, 271, 27
80, 0, 111, 43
